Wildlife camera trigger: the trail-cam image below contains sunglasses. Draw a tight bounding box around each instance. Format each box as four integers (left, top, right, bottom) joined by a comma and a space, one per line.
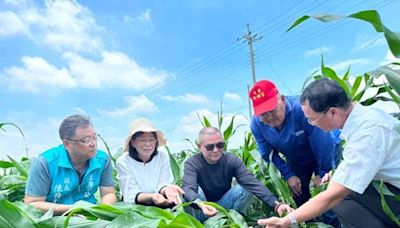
204, 141, 225, 151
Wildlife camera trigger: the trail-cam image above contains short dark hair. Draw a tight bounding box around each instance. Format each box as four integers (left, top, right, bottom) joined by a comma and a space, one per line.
59, 114, 92, 140
128, 131, 158, 162
300, 78, 351, 112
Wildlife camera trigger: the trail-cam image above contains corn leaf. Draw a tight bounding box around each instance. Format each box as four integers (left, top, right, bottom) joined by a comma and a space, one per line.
228, 209, 248, 228
287, 10, 400, 57
166, 147, 182, 185
286, 15, 310, 32
107, 211, 167, 228
0, 161, 13, 169
38, 216, 110, 228
350, 76, 363, 97
321, 66, 351, 96
7, 155, 28, 177
268, 158, 296, 209
0, 198, 36, 228
167, 212, 203, 227
378, 180, 400, 226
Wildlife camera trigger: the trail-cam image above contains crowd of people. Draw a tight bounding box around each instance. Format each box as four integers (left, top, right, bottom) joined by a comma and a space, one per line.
24, 78, 400, 227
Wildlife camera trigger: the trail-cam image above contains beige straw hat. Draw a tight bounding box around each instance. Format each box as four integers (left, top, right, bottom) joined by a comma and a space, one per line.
123, 118, 167, 152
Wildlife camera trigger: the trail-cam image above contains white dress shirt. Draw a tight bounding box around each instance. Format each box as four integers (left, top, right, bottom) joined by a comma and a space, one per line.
333, 103, 400, 194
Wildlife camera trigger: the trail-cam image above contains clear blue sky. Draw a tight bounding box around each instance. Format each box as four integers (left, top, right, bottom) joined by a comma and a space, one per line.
1, 0, 399, 159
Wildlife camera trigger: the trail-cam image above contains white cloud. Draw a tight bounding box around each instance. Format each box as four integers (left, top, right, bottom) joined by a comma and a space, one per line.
351, 37, 386, 53
0, 11, 29, 36
1, 0, 103, 53
224, 92, 242, 101
2, 51, 170, 93
161, 93, 209, 104
124, 9, 152, 23
177, 109, 215, 134
1, 1, 168, 93
330, 58, 371, 72
303, 46, 332, 58
100, 95, 157, 117
39, 0, 103, 53
64, 51, 169, 89
4, 56, 76, 93
138, 9, 152, 22
4, 0, 27, 6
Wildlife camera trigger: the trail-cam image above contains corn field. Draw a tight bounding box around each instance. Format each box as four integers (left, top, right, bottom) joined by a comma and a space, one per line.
1, 9, 400, 228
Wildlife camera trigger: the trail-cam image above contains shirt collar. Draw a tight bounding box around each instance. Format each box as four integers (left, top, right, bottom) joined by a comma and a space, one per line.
341, 102, 362, 140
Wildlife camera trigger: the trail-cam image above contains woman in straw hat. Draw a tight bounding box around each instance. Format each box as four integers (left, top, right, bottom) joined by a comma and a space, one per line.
116, 118, 184, 207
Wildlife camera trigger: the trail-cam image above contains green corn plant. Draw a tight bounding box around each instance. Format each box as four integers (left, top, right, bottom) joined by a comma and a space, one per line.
372, 180, 400, 227
196, 102, 245, 151
165, 146, 183, 185
287, 10, 400, 58
202, 201, 248, 228
289, 9, 400, 108
97, 134, 121, 200
267, 153, 297, 209
0, 122, 29, 158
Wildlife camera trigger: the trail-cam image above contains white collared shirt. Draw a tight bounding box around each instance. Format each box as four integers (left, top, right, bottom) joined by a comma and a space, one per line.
332, 103, 400, 193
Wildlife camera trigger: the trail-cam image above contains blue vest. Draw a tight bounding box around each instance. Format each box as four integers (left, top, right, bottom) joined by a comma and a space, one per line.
41, 145, 108, 204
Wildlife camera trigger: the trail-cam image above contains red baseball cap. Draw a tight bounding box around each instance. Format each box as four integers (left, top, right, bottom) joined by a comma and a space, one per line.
249, 80, 279, 116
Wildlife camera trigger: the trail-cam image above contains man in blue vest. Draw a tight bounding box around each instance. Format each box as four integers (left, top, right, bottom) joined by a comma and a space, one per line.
249, 80, 342, 227
24, 114, 116, 215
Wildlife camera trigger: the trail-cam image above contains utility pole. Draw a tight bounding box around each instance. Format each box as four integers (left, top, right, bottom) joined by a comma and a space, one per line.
238, 23, 262, 118
237, 23, 262, 85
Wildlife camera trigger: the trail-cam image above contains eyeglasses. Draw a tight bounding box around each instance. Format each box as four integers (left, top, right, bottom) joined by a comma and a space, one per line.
204, 141, 225, 151
307, 111, 327, 126
135, 138, 157, 144
66, 134, 99, 145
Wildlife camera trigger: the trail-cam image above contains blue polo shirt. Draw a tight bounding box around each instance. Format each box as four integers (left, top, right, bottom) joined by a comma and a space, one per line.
25, 144, 114, 204
250, 96, 340, 180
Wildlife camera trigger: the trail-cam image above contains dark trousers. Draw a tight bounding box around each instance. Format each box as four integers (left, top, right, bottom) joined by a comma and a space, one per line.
333, 182, 400, 228
289, 144, 343, 227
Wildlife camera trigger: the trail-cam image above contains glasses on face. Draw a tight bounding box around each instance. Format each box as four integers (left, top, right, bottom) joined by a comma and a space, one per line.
66, 134, 99, 145
307, 111, 327, 126
135, 138, 157, 144
204, 141, 225, 151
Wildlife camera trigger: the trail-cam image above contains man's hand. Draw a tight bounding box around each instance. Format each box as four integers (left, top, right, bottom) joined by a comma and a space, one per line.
198, 203, 218, 217
258, 217, 289, 227
314, 175, 322, 187
275, 203, 294, 217
152, 193, 169, 206
288, 176, 302, 196
163, 185, 185, 205
321, 171, 333, 184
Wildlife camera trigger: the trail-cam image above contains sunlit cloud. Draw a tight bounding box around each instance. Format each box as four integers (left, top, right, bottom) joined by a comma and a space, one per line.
224, 92, 242, 101
351, 37, 385, 53
3, 56, 76, 93
161, 93, 209, 104
303, 46, 332, 58
100, 95, 157, 117
0, 11, 29, 36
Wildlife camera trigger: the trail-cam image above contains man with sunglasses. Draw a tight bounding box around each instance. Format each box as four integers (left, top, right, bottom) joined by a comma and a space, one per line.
24, 114, 116, 215
249, 80, 342, 227
182, 127, 293, 222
